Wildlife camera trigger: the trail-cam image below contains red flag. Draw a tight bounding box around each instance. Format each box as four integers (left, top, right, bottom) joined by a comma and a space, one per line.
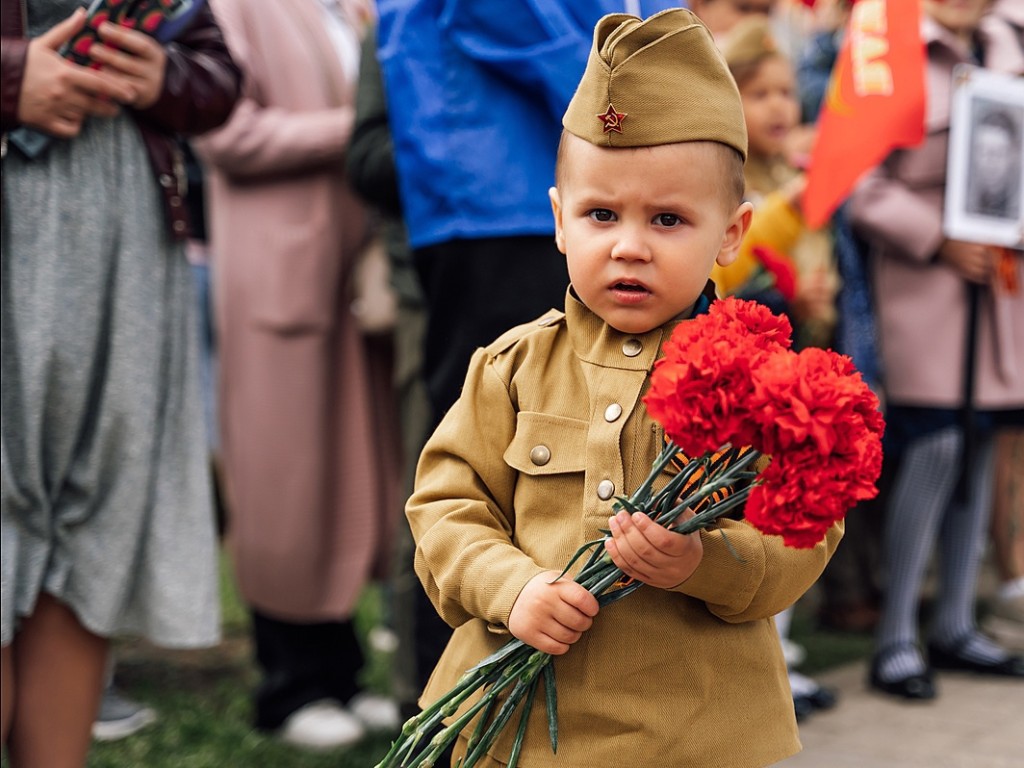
802, 0, 927, 228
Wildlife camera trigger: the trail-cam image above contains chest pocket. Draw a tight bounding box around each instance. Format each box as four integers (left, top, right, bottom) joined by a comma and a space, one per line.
503, 412, 588, 476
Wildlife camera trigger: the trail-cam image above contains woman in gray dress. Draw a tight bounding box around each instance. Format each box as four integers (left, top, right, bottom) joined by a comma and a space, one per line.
0, 3, 240, 764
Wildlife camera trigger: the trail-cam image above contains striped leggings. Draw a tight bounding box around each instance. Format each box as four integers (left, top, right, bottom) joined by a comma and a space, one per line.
875, 426, 995, 674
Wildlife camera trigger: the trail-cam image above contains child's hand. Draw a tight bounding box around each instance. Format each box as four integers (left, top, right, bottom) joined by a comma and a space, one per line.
90, 22, 168, 109
508, 571, 599, 656
605, 510, 703, 589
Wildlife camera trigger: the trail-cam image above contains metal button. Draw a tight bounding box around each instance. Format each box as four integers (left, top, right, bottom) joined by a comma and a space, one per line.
159, 173, 174, 188
170, 195, 182, 207
622, 338, 642, 357
530, 445, 551, 466
604, 403, 623, 422
173, 220, 187, 233
597, 479, 615, 500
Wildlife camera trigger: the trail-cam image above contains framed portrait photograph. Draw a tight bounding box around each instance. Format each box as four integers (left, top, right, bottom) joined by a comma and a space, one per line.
944, 64, 1024, 248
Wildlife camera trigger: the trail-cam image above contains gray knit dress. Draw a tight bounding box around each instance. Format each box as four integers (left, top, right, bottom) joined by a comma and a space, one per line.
0, 0, 220, 648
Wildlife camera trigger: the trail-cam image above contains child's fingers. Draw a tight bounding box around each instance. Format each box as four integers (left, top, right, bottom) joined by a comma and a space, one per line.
605, 537, 654, 583
557, 581, 599, 617
607, 512, 651, 570
610, 511, 672, 563
551, 601, 595, 634
534, 632, 573, 656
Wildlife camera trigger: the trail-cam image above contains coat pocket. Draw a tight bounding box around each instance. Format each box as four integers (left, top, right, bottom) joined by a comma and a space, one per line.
503, 411, 588, 476
248, 222, 343, 334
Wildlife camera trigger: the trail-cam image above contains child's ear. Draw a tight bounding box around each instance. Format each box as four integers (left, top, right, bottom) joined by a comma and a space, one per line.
549, 186, 567, 254
716, 201, 753, 267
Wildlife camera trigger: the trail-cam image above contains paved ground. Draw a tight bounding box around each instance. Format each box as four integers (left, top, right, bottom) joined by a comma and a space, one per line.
773, 659, 1024, 768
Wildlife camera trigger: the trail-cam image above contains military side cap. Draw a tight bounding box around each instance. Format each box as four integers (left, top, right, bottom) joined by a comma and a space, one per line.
563, 8, 747, 159
721, 16, 781, 70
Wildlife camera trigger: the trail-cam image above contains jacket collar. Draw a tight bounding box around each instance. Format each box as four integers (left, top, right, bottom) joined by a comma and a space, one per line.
564, 281, 717, 371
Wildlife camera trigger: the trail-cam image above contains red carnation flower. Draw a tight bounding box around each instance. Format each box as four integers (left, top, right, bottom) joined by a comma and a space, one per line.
645, 297, 793, 456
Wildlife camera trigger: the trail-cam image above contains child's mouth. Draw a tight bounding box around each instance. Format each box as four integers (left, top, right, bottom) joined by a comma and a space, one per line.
611, 282, 651, 303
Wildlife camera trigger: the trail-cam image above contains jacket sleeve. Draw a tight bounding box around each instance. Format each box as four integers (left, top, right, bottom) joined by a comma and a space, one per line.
191, 0, 352, 179
134, 6, 242, 136
407, 349, 547, 630
1, 36, 28, 131
847, 151, 946, 263
439, 0, 592, 122
345, 24, 403, 217
670, 517, 842, 622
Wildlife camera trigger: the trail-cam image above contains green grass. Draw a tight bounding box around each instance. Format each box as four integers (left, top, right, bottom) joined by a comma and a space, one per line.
790, 603, 874, 676
83, 555, 399, 768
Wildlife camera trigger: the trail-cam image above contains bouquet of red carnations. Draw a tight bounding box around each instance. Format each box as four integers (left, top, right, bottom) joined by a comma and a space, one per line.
375, 297, 884, 768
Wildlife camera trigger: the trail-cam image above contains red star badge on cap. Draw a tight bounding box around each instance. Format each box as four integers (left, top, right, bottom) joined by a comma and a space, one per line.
598, 103, 626, 134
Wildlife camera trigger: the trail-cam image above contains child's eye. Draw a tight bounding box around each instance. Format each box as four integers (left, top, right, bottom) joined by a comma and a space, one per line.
654, 213, 681, 227
587, 209, 616, 222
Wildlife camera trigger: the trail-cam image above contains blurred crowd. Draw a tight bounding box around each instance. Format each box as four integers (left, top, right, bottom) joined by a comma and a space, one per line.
1, 0, 1021, 764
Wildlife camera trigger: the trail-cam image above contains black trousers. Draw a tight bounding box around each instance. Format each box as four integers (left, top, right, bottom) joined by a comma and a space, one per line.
413, 235, 570, 432
251, 611, 364, 730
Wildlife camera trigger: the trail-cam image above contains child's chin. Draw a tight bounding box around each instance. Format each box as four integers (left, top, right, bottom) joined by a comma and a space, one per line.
603, 314, 662, 336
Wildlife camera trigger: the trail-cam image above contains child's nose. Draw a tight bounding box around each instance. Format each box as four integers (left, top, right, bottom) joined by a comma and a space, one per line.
611, 227, 651, 262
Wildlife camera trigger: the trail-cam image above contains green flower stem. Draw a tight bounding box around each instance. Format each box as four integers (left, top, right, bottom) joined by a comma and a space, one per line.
376, 662, 510, 768
505, 674, 540, 768
410, 652, 548, 768
463, 675, 537, 765
395, 651, 548, 768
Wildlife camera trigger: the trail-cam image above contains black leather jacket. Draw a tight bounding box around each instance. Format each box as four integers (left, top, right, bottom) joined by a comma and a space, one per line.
1, 0, 242, 239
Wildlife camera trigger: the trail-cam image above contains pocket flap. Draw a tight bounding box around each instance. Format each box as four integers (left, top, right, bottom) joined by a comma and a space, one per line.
503, 412, 588, 475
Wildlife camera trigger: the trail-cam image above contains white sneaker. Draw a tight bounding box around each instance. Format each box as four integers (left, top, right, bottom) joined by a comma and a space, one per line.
780, 638, 807, 668
349, 692, 401, 732
279, 700, 365, 751
92, 688, 158, 742
983, 593, 1024, 652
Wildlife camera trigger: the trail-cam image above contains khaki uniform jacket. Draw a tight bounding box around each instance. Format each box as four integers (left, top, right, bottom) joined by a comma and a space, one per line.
408, 287, 843, 767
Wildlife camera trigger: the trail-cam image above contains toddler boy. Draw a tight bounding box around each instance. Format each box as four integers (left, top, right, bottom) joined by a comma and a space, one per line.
407, 9, 842, 766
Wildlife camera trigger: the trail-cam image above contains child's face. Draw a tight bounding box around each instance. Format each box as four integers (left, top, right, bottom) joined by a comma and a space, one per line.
690, 0, 776, 40
740, 56, 800, 159
550, 134, 751, 335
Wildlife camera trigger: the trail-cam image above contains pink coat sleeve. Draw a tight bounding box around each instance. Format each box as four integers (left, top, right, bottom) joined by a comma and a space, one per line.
192, 0, 355, 178
847, 154, 946, 264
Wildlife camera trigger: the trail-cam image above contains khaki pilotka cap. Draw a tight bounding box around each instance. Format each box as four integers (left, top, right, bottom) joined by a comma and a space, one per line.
562, 8, 747, 160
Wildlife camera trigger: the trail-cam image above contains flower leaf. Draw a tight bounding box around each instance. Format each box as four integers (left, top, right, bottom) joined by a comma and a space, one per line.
464, 638, 527, 674
506, 674, 540, 768
543, 659, 558, 754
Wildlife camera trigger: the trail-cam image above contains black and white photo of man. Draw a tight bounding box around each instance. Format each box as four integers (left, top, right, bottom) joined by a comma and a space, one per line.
965, 100, 1022, 221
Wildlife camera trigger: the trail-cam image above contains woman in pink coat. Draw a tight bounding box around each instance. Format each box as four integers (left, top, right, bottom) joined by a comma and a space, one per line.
849, 0, 1024, 700
194, 0, 400, 749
